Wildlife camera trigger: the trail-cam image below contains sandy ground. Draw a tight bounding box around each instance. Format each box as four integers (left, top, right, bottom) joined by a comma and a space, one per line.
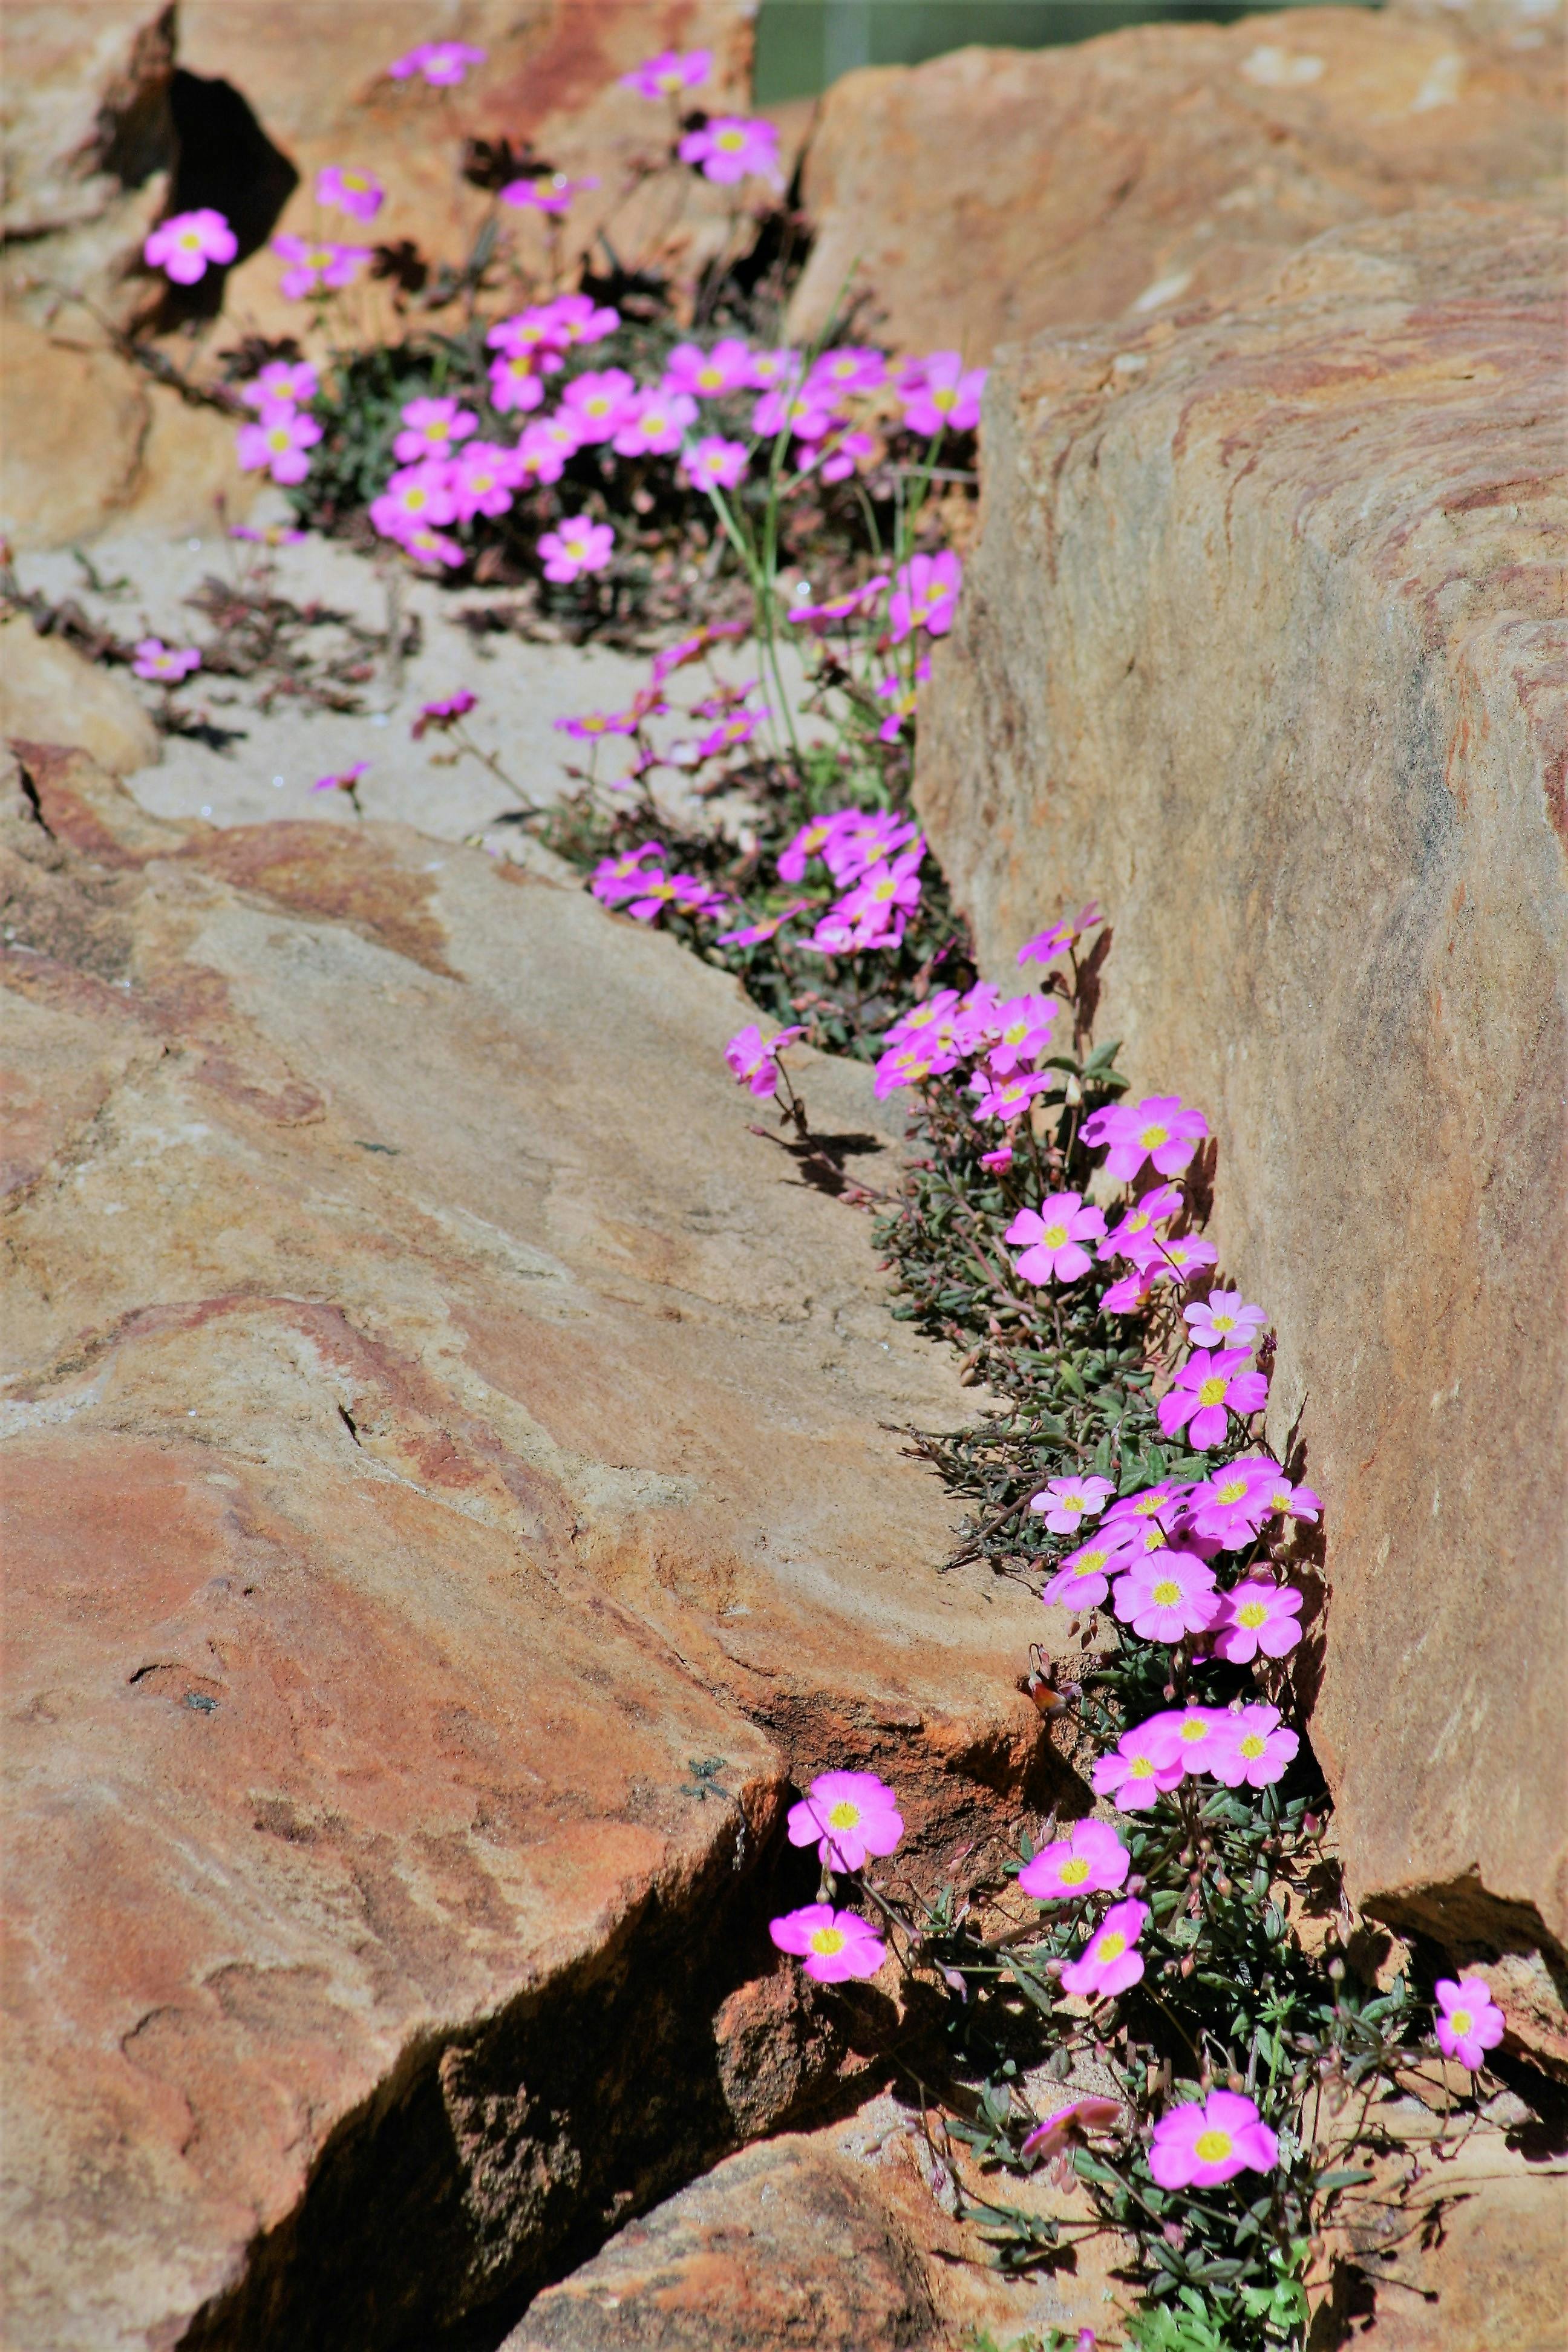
17, 495, 815, 846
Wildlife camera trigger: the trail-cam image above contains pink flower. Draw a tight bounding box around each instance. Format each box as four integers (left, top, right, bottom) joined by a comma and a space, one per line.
769, 1903, 887, 1983
724, 1021, 803, 1096
1060, 1898, 1149, 2000
753, 386, 834, 443
612, 387, 699, 458
450, 440, 524, 521
808, 346, 889, 399
1104, 1480, 1191, 1536
1042, 1535, 1121, 1610
1029, 1475, 1114, 1535
517, 415, 585, 485
747, 348, 800, 389
400, 524, 466, 568
558, 707, 640, 743
369, 460, 457, 538
888, 549, 962, 642
144, 207, 237, 284
312, 760, 368, 797
236, 404, 323, 485
1022, 2098, 1123, 2163
1185, 1290, 1267, 1351
489, 356, 546, 418
817, 428, 878, 483
1082, 1094, 1209, 1183
834, 841, 925, 935
621, 47, 711, 99
1211, 1579, 1304, 1664
1153, 1232, 1220, 1285
387, 41, 486, 85
1018, 904, 1102, 967
664, 339, 755, 398
1091, 1721, 1186, 1809
502, 171, 599, 215
881, 987, 961, 1053
681, 434, 749, 492
132, 638, 200, 683
1434, 1976, 1506, 2071
1006, 1194, 1108, 1285
272, 235, 371, 299
987, 994, 1057, 1075
1259, 1471, 1322, 1526
1097, 1184, 1185, 1263
393, 396, 477, 463
970, 1069, 1054, 1125
411, 690, 477, 738
1018, 1818, 1129, 1903
1158, 1348, 1268, 1451
716, 901, 813, 947
1185, 1458, 1278, 1544
560, 368, 638, 443
1209, 1701, 1300, 1790
696, 710, 764, 760
240, 359, 319, 408
590, 844, 664, 904
980, 1145, 1014, 1172
1150, 2091, 1279, 2190
786, 1769, 903, 1870
1141, 1704, 1232, 1777
874, 659, 928, 742
1102, 1266, 1161, 1316
316, 164, 384, 221
230, 523, 306, 547
649, 621, 744, 685
679, 116, 782, 188
898, 350, 987, 437
1111, 1552, 1221, 1644
823, 809, 918, 884
538, 292, 621, 347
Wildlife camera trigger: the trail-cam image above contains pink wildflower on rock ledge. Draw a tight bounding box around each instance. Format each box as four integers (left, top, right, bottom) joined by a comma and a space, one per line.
1090, 1721, 1186, 1809
1112, 1552, 1221, 1644
393, 396, 477, 462
144, 207, 237, 284
1158, 1348, 1268, 1450
898, 351, 987, 437
273, 235, 371, 299
1150, 2091, 1279, 2189
1211, 1579, 1304, 1664
538, 515, 615, 584
1029, 1475, 1114, 1535
681, 435, 749, 492
679, 116, 782, 188
1021, 2097, 1123, 2163
769, 1904, 887, 1982
502, 171, 599, 215
888, 549, 962, 642
724, 1022, 803, 1100
1184, 1289, 1267, 1351
1007, 1193, 1108, 1285
1082, 1093, 1209, 1181
1434, 1975, 1505, 2071
1018, 903, 1101, 967
132, 639, 201, 684
1018, 1818, 1129, 1902
387, 41, 486, 85
622, 48, 712, 98
786, 1770, 903, 1870
1060, 1898, 1150, 2000
316, 165, 384, 220
1209, 1701, 1299, 1790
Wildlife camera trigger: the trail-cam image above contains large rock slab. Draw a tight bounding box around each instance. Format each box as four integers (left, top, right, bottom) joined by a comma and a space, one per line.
0, 747, 1050, 2352
916, 203, 1568, 1987
788, 4, 1564, 356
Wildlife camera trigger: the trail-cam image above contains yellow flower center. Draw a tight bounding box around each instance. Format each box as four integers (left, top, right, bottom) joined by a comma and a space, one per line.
1198, 1375, 1229, 1408
1042, 1223, 1068, 1248
1194, 2129, 1233, 2163
827, 1800, 861, 1829
1151, 1579, 1181, 1606
309, 248, 332, 267
1074, 1551, 1108, 1578
1180, 1718, 1207, 1743
1129, 1756, 1155, 1779
1145, 1526, 1168, 1551
267, 428, 292, 450
407, 488, 428, 509
933, 385, 958, 408
1218, 1477, 1247, 1503
872, 877, 897, 901
178, 229, 201, 249
344, 171, 369, 191
1450, 2008, 1472, 2035
1211, 1312, 1236, 1332
1237, 1602, 1267, 1628
1239, 1733, 1266, 1757
809, 1925, 846, 1957
1140, 1123, 1169, 1149
1058, 1857, 1090, 1885
1133, 1495, 1163, 1517
1270, 1488, 1292, 1511
1004, 1020, 1028, 1044
1097, 1931, 1127, 1962
716, 128, 745, 151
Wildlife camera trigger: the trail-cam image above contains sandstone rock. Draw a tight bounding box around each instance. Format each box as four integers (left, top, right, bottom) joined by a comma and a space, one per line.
788, 5, 1565, 358
0, 315, 148, 550
0, 745, 1053, 2352
0, 616, 160, 774
916, 202, 1568, 2001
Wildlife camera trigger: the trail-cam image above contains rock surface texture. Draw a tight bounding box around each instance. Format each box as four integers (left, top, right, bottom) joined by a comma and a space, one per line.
917, 201, 1568, 2014
788, 5, 1565, 357
0, 748, 1052, 2352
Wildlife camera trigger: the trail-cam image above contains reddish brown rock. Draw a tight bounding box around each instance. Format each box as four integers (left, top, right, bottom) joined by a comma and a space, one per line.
916, 201, 1568, 2002
788, 5, 1565, 358
0, 750, 1051, 2351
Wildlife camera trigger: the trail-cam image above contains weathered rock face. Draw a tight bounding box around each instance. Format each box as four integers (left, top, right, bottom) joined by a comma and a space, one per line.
0, 615, 161, 776
0, 748, 1053, 2352
787, 5, 1565, 357
916, 203, 1568, 1999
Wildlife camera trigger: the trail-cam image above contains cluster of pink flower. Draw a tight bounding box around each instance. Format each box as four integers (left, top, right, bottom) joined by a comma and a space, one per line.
766, 807, 924, 954
235, 357, 324, 487
131, 638, 201, 685
768, 1769, 901, 1982
589, 841, 731, 924
1036, 1463, 1313, 1645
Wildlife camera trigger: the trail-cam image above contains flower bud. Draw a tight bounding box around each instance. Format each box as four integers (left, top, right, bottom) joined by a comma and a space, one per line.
1180, 1953, 1195, 1978
1327, 1956, 1346, 1983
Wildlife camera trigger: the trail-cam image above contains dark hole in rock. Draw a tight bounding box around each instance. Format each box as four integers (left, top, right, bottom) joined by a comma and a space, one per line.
144, 69, 298, 328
